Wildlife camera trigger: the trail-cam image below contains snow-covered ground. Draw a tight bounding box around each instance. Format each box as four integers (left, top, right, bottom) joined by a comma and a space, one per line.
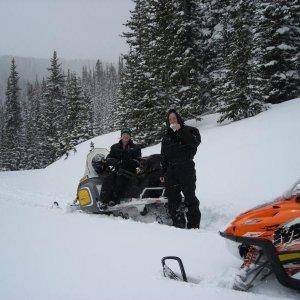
0, 99, 299, 300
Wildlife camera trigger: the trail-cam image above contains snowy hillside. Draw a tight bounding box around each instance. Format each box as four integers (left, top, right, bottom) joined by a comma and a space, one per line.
0, 99, 299, 300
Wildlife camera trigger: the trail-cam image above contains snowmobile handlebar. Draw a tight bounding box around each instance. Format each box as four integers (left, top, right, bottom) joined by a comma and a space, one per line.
161, 256, 188, 282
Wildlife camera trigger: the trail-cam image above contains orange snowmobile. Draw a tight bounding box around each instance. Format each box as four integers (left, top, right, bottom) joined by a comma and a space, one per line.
161, 180, 300, 292
220, 179, 300, 291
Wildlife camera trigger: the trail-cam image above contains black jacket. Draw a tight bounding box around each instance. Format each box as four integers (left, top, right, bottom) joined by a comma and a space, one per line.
161, 110, 201, 175
108, 139, 141, 172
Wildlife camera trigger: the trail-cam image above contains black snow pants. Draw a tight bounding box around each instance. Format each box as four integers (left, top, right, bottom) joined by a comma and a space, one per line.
165, 160, 201, 229
100, 173, 129, 204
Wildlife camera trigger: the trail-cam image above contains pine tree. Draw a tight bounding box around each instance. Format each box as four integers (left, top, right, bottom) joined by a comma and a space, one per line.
65, 72, 92, 151
21, 82, 32, 169
38, 78, 52, 167
42, 51, 66, 161
217, 0, 265, 123
23, 80, 44, 169
198, 0, 231, 112
119, 0, 161, 145
0, 58, 24, 170
0, 103, 5, 170
166, 0, 205, 119
81, 66, 94, 137
102, 64, 118, 133
0, 103, 4, 142
119, 0, 206, 145
255, 0, 300, 104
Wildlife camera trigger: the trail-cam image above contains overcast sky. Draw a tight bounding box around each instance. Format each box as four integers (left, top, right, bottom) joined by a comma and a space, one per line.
0, 0, 134, 62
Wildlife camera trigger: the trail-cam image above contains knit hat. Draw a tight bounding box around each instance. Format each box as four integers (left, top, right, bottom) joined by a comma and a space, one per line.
121, 128, 132, 136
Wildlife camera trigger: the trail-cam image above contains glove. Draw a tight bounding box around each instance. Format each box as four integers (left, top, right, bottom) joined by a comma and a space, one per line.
108, 165, 117, 173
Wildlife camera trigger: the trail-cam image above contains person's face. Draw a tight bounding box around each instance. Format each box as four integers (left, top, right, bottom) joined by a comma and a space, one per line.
121, 133, 131, 143
169, 113, 178, 125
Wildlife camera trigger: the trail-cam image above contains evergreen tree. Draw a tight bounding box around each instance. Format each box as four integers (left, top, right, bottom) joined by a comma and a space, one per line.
217, 0, 265, 123
166, 0, 205, 118
93, 59, 106, 135
120, 0, 206, 145
1, 58, 24, 170
102, 64, 118, 133
81, 66, 94, 137
23, 80, 44, 169
91, 60, 119, 136
255, 0, 300, 104
42, 51, 66, 161
0, 103, 4, 142
0, 103, 5, 170
198, 0, 231, 112
65, 72, 92, 150
119, 0, 152, 144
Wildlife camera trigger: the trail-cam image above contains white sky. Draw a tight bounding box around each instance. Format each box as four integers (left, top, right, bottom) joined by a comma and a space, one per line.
0, 0, 134, 62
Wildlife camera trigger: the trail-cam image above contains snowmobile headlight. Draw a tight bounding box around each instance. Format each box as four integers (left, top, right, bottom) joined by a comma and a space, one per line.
78, 188, 92, 206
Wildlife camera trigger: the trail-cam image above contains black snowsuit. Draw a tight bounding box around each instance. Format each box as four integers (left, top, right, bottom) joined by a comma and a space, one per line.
100, 139, 141, 204
161, 110, 201, 229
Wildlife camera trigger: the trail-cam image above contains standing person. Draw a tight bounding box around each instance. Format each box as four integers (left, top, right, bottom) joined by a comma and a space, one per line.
160, 109, 201, 229
100, 128, 141, 205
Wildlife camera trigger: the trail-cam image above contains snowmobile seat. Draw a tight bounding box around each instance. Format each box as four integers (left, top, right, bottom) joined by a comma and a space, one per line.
141, 154, 162, 174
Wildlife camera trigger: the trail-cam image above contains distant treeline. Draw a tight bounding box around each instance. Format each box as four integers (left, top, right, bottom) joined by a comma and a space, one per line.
0, 51, 119, 170
0, 0, 299, 170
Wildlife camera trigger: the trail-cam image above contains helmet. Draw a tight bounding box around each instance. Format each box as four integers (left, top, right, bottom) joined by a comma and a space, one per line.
92, 153, 106, 174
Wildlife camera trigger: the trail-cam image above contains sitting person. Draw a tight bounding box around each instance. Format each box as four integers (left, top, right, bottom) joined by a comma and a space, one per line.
100, 128, 141, 205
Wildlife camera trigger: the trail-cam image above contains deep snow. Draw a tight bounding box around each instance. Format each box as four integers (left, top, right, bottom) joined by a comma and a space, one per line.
0, 99, 299, 300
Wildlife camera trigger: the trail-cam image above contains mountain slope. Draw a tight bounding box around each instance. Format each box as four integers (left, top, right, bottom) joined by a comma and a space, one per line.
0, 99, 299, 300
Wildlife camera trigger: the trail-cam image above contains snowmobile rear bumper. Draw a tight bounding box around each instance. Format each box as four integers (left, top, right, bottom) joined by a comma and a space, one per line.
220, 232, 300, 291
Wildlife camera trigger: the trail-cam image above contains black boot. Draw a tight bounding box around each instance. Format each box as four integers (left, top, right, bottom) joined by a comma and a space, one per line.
186, 208, 201, 229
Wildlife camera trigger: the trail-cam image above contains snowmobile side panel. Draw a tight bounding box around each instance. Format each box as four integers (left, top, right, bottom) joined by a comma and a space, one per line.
77, 176, 104, 213
279, 252, 300, 263
220, 232, 300, 291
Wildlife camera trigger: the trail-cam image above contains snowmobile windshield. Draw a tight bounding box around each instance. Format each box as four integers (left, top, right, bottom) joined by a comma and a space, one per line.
283, 179, 300, 198
291, 183, 300, 196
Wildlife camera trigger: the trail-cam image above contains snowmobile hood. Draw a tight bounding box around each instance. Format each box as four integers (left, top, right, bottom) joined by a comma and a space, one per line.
221, 181, 300, 291
223, 196, 300, 240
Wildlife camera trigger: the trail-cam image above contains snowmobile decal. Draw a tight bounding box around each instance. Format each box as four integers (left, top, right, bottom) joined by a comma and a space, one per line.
278, 252, 300, 263
242, 232, 264, 238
